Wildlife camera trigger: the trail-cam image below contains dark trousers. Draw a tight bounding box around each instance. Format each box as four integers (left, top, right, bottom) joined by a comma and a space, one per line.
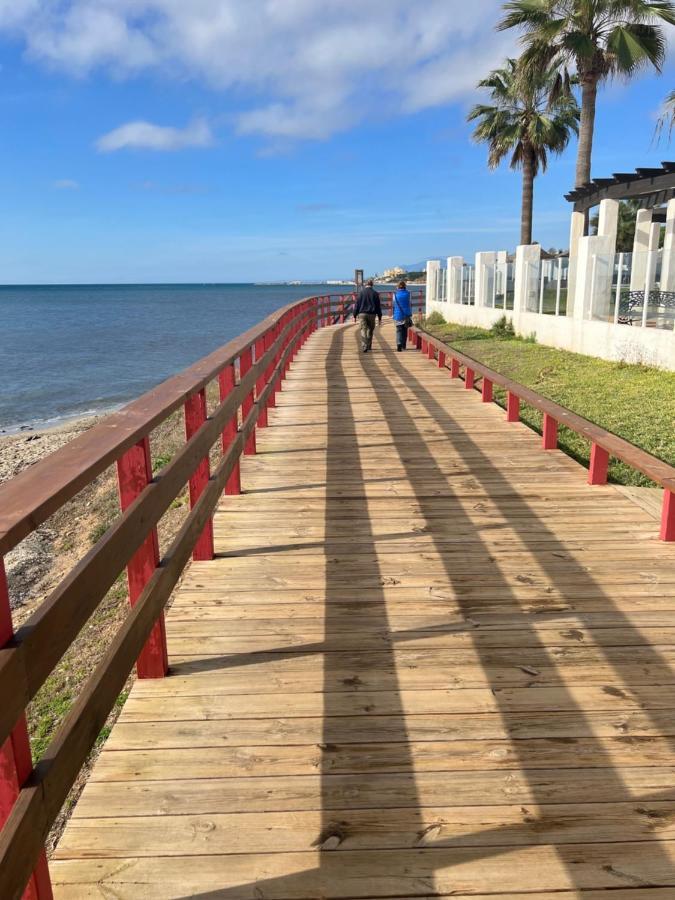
395, 322, 409, 350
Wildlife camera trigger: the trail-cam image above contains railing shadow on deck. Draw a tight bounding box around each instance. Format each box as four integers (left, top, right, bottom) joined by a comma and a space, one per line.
177, 322, 675, 898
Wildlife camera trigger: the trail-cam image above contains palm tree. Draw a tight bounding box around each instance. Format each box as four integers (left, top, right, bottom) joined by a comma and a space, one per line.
468, 58, 579, 245
499, 0, 675, 189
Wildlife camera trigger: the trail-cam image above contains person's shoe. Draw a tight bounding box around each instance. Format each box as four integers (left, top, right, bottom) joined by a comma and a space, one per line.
362, 346, 368, 353
397, 346, 403, 352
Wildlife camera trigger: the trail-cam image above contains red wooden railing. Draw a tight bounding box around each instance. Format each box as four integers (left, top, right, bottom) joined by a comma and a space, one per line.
0, 288, 423, 899
410, 324, 675, 542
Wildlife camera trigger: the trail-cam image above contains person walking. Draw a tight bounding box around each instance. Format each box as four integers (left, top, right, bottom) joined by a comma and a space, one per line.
392, 280, 412, 351
352, 278, 382, 353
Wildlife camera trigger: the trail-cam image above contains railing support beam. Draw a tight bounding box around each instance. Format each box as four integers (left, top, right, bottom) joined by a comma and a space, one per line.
661, 489, 675, 541
588, 443, 609, 485
437, 350, 446, 369
450, 358, 460, 378
184, 389, 216, 561
506, 392, 520, 422
116, 438, 168, 678
465, 368, 475, 390
218, 363, 241, 495
240, 347, 256, 455
542, 413, 558, 450
0, 560, 53, 900
482, 378, 493, 403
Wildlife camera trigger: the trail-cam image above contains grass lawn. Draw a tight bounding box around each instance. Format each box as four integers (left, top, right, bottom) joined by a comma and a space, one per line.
423, 318, 675, 487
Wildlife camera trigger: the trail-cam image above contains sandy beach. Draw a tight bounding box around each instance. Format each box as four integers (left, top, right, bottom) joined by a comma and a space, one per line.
0, 415, 98, 484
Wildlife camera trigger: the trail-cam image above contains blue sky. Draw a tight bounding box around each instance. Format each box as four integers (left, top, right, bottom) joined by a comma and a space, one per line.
0, 1, 673, 284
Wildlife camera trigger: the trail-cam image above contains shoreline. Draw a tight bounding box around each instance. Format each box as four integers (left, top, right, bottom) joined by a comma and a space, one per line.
0, 413, 100, 485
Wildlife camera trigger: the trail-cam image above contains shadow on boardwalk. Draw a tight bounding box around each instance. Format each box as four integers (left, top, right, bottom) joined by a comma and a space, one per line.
182, 323, 675, 898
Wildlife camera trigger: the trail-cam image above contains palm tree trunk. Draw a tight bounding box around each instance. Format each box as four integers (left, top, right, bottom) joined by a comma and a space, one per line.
520, 145, 535, 246
575, 75, 598, 188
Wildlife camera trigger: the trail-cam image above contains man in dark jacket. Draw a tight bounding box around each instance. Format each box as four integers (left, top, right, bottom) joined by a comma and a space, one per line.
353, 279, 382, 352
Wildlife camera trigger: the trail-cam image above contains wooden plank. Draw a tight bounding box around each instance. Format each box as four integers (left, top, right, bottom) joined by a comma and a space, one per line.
70, 767, 675, 818
53, 801, 675, 857
88, 736, 675, 782
49, 842, 675, 896
104, 708, 675, 750
121, 684, 673, 715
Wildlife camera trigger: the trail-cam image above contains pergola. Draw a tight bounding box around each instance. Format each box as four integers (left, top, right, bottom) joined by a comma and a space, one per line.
565, 160, 675, 220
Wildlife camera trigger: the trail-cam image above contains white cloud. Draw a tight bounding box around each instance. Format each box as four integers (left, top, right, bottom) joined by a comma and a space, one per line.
96, 118, 214, 152
52, 178, 79, 189
0, 1, 515, 140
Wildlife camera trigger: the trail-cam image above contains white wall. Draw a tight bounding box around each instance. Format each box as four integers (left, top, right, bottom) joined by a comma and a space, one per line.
425, 242, 675, 371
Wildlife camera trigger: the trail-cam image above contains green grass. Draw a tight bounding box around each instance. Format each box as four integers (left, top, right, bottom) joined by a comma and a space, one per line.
425, 320, 675, 487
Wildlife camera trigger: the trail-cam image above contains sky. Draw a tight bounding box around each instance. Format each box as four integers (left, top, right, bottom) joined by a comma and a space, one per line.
0, 0, 673, 284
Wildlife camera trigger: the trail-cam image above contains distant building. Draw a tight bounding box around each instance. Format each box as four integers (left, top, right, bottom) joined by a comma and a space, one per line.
381, 266, 407, 279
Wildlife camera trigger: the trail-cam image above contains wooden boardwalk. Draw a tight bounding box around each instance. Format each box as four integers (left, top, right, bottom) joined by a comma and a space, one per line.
52, 321, 675, 898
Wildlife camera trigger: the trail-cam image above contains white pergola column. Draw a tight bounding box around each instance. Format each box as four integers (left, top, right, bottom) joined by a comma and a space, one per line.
566, 209, 585, 315
425, 259, 440, 311
597, 198, 619, 257
447, 256, 464, 304
513, 244, 540, 328
661, 198, 675, 291
630, 209, 654, 290
475, 251, 497, 307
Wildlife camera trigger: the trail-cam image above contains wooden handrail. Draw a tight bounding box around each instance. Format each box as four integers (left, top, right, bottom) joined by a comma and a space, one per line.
411, 325, 675, 538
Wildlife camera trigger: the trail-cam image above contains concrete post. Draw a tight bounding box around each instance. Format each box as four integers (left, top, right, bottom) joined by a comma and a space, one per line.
513, 244, 540, 329
661, 198, 675, 291
630, 209, 653, 290
573, 234, 613, 321
597, 198, 619, 258
475, 251, 497, 307
425, 259, 440, 313
447, 256, 464, 304
567, 209, 585, 314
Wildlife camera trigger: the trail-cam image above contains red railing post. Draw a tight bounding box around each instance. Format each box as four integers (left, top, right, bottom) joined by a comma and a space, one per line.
427, 341, 435, 361
266, 327, 277, 409
240, 347, 256, 455
543, 413, 558, 450
482, 378, 493, 402
506, 392, 520, 422
218, 363, 241, 495
588, 443, 609, 485
0, 561, 53, 900
465, 368, 475, 390
661, 489, 675, 541
340, 296, 345, 324
116, 438, 168, 677
437, 350, 446, 369
450, 358, 460, 378
184, 390, 215, 561
421, 337, 428, 354
255, 336, 268, 428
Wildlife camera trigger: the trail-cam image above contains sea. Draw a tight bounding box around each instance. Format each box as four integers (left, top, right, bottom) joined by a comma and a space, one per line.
0, 283, 346, 433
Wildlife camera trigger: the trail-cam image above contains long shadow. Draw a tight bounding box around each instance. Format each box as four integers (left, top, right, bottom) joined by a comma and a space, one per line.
357, 325, 675, 886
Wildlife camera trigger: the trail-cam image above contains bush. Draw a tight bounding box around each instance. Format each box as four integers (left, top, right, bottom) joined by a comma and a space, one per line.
490, 315, 515, 338
425, 310, 446, 326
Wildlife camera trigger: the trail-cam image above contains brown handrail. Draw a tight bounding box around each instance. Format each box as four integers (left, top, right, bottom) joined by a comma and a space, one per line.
0, 287, 424, 900
411, 324, 675, 537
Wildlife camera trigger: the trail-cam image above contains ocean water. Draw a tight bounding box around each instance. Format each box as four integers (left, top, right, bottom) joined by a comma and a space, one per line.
0, 283, 343, 432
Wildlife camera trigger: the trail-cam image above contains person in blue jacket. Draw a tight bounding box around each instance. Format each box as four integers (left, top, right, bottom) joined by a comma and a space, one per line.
392, 280, 412, 351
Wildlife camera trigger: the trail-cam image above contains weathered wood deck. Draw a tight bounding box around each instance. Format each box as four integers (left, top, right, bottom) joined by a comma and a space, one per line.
52, 321, 675, 897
